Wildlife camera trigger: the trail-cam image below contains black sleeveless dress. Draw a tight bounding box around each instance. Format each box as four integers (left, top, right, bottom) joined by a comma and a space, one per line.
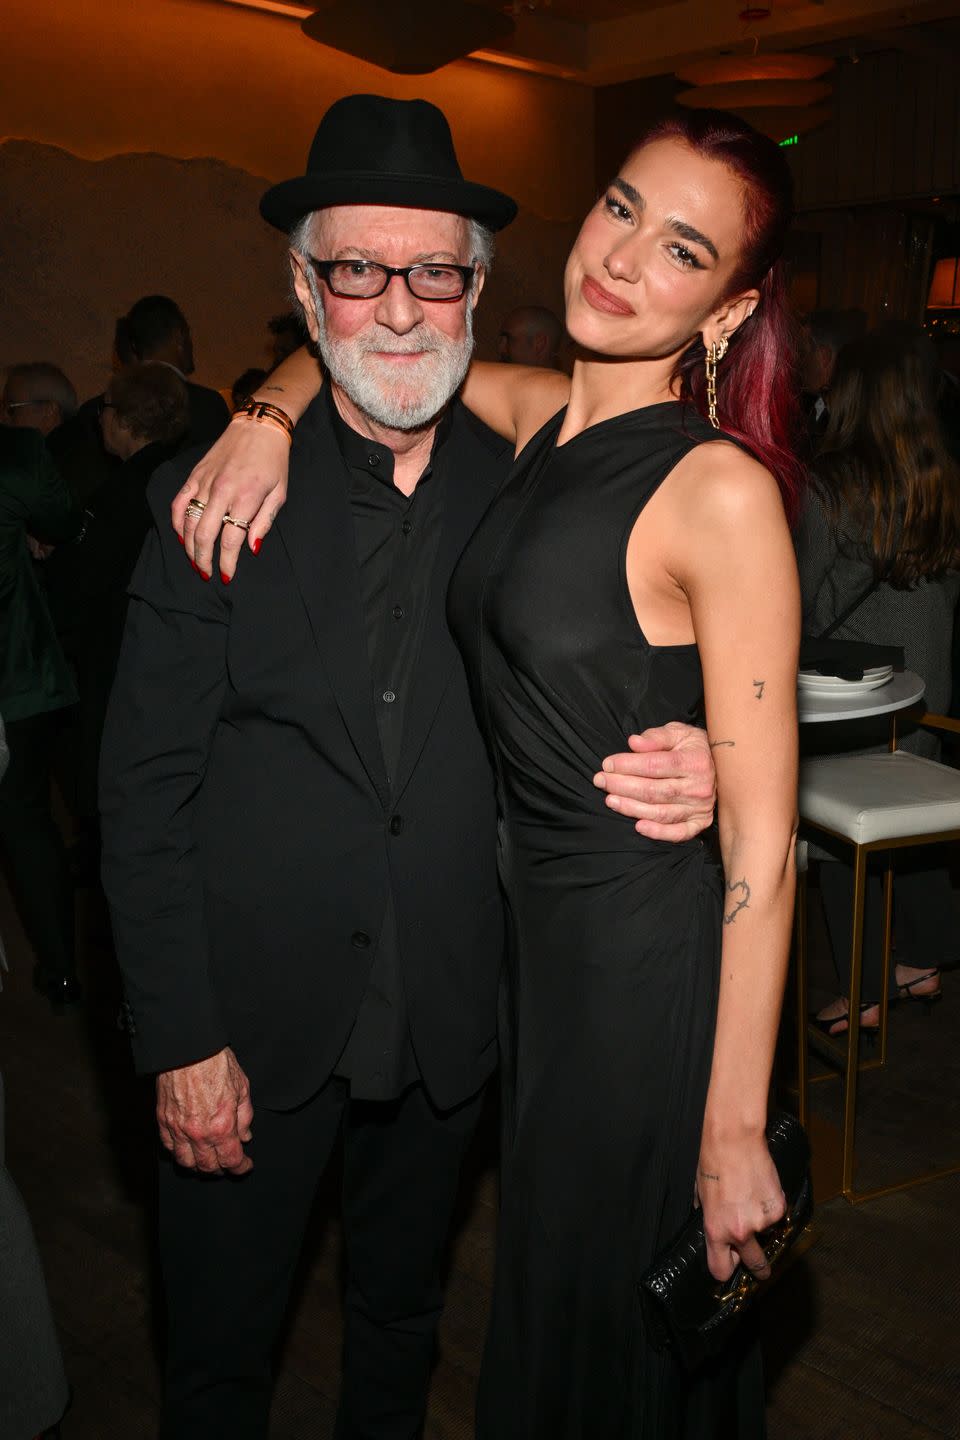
447, 402, 765, 1439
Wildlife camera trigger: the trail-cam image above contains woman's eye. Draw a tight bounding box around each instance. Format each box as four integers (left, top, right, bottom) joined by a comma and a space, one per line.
604, 194, 632, 222
667, 243, 702, 271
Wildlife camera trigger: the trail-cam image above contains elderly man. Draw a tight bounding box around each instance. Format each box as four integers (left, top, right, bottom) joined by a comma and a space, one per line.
101, 96, 716, 1439
1, 363, 78, 438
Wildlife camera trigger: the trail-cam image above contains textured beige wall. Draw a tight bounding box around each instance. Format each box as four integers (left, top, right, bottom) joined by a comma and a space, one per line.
1, 0, 589, 400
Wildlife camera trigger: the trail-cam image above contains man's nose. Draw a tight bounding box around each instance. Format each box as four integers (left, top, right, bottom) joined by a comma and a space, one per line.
374, 274, 425, 333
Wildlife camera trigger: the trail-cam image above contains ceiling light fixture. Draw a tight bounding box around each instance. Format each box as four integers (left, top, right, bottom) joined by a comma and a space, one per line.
301, 0, 515, 74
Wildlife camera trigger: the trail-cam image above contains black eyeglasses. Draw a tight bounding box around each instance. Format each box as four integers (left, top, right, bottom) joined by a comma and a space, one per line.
307, 257, 475, 302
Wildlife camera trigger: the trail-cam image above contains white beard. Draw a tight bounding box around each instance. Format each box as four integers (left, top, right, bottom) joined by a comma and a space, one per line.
307, 270, 474, 432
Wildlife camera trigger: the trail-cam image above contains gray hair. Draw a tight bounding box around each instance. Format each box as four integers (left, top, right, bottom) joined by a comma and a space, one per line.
4, 362, 78, 419
288, 211, 494, 271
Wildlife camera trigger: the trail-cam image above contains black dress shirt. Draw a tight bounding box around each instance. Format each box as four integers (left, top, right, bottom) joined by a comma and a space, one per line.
328, 388, 449, 1100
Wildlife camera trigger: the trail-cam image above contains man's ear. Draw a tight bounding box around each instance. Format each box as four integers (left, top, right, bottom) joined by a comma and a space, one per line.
471, 265, 486, 309
289, 252, 320, 344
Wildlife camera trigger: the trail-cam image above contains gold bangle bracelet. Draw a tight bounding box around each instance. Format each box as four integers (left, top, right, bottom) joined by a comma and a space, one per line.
232, 397, 295, 440
230, 407, 294, 444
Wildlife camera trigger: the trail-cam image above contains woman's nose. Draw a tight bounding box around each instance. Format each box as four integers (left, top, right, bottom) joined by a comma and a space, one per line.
604, 239, 642, 285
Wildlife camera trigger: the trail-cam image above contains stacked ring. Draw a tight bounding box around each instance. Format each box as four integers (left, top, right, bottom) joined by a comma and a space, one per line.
184, 499, 207, 521
223, 514, 251, 531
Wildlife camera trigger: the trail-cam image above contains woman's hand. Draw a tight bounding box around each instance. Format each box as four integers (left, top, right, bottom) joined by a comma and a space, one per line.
171, 419, 292, 582
697, 1129, 786, 1284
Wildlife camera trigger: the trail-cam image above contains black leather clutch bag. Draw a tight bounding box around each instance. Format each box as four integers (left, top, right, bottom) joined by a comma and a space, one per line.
639, 1112, 813, 1371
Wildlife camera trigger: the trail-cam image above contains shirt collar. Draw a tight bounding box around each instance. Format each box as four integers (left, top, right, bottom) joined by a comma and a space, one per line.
326, 385, 453, 488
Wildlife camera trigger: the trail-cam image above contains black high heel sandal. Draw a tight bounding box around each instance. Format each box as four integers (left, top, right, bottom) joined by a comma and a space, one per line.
895, 968, 942, 1010
810, 1000, 880, 1044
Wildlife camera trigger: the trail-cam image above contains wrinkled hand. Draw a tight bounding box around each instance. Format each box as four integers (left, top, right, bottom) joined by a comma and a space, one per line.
697, 1133, 786, 1284
594, 722, 716, 841
171, 420, 291, 582
156, 1046, 254, 1176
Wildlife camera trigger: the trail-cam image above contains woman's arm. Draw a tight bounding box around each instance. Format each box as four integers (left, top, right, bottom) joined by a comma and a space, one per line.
461, 361, 570, 451
673, 443, 800, 1283
172, 346, 322, 577
174, 347, 571, 580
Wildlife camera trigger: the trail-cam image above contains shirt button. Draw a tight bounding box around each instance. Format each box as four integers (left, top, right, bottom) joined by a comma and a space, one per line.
367, 452, 381, 467
392, 605, 404, 620
351, 931, 370, 949
401, 520, 413, 535
389, 814, 403, 836
383, 690, 396, 704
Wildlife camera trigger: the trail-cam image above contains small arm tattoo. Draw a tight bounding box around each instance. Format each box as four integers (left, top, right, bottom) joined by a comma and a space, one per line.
709, 739, 735, 749
698, 1168, 720, 1183
262, 384, 286, 393
724, 876, 751, 925
753, 679, 765, 700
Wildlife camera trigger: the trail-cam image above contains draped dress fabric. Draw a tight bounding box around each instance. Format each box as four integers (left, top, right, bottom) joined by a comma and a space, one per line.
447, 402, 765, 1439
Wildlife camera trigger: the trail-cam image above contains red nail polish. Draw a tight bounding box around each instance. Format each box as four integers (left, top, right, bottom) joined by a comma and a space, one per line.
176, 532, 184, 546
189, 559, 198, 572
199, 570, 211, 582
252, 537, 262, 556
220, 570, 231, 586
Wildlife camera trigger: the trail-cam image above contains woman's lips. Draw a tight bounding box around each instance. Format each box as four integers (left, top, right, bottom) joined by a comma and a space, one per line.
581, 275, 634, 316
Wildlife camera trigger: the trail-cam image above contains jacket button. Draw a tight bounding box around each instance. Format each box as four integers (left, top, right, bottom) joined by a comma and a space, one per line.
351, 931, 370, 949
389, 814, 403, 836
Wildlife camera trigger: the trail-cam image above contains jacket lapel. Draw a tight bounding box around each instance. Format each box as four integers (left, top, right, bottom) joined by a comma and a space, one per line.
392, 409, 508, 802
275, 403, 390, 807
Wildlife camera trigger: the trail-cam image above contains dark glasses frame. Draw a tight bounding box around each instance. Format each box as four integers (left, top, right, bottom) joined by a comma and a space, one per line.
307, 256, 476, 302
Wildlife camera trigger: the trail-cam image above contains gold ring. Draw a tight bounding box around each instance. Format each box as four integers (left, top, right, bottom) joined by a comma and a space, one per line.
184, 500, 207, 521
223, 514, 251, 531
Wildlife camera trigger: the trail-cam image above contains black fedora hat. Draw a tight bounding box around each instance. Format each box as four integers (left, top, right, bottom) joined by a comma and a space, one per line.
260, 94, 517, 234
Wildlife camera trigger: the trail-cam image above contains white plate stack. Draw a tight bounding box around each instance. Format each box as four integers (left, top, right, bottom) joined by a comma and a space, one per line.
797, 665, 893, 697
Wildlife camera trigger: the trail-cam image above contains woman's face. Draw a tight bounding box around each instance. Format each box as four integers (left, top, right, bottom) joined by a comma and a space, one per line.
564, 137, 758, 361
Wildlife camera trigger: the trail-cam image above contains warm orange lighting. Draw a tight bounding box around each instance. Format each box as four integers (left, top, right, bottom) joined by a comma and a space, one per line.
217, 0, 311, 18
928, 258, 960, 310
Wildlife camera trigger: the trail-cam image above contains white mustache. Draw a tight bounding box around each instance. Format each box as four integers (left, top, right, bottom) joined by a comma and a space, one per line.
357, 330, 446, 356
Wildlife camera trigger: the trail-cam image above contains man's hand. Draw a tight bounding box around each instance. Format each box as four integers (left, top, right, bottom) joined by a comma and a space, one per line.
171, 421, 290, 583
593, 722, 716, 842
156, 1046, 254, 1176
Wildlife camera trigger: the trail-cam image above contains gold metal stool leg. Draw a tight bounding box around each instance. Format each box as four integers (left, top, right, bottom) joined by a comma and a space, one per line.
842, 846, 868, 1198
795, 862, 809, 1130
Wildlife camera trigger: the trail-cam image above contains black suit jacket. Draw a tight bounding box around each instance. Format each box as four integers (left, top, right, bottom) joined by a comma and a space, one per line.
100, 396, 510, 1111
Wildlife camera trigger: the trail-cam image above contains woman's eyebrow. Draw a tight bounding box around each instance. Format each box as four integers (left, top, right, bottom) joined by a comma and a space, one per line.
613, 177, 644, 210
665, 216, 719, 261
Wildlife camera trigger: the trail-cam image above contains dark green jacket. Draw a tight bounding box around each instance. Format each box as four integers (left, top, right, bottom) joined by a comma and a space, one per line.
0, 426, 81, 721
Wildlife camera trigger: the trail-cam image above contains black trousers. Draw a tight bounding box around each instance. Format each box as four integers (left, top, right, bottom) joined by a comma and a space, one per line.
819, 847, 956, 1001
158, 1076, 484, 1439
0, 712, 76, 983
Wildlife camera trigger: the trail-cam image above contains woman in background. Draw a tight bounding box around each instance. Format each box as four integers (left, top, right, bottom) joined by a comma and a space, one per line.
797, 329, 960, 1035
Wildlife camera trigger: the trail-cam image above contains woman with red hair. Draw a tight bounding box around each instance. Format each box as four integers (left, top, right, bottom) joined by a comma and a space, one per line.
177, 109, 802, 1436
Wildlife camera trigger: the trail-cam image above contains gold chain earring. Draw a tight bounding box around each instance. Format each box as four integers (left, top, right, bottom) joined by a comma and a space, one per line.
705, 335, 729, 429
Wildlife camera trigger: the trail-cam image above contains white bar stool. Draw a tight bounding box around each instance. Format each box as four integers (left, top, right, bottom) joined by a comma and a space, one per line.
796, 733, 960, 1202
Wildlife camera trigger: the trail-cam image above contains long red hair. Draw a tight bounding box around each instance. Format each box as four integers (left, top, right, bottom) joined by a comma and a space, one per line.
632, 110, 805, 521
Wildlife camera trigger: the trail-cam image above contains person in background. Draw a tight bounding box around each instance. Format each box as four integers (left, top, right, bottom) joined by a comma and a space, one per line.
0, 735, 70, 1438
231, 367, 269, 411
797, 330, 960, 1035
0, 426, 82, 1009
45, 364, 189, 876
1, 364, 78, 441
496, 304, 563, 369
799, 308, 867, 453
